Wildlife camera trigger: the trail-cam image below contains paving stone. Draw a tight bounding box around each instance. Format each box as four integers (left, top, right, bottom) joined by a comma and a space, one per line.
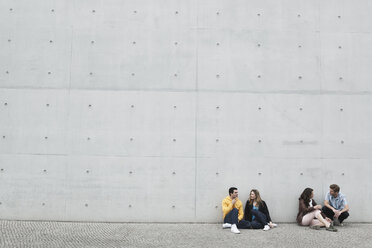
0, 221, 371, 248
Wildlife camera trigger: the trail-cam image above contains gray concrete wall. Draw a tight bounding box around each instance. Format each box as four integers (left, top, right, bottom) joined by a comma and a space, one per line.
0, 0, 371, 222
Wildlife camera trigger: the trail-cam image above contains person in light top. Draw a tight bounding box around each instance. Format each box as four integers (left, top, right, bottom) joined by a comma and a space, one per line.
322, 184, 350, 226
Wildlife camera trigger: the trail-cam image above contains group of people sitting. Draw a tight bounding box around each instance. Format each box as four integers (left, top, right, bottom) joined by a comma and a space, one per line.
222, 184, 349, 234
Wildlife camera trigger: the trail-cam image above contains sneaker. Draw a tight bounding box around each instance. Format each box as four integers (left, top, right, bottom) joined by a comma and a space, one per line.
222, 223, 232, 229
333, 217, 341, 226
326, 225, 338, 232
309, 225, 320, 230
231, 224, 240, 234
269, 223, 278, 228
263, 225, 270, 231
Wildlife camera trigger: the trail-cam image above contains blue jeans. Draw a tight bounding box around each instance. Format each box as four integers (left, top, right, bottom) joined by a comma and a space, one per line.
224, 208, 252, 229
224, 208, 239, 225
250, 209, 268, 229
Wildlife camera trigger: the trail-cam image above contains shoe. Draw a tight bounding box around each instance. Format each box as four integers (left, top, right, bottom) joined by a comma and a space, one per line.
333, 217, 341, 226
270, 223, 278, 228
263, 225, 270, 231
326, 225, 338, 232
231, 224, 240, 234
222, 223, 232, 229
309, 225, 320, 230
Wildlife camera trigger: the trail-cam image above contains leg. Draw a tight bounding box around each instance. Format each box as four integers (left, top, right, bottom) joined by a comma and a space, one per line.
250, 209, 268, 226
237, 220, 252, 229
310, 219, 324, 227
322, 206, 335, 219
338, 211, 349, 223
224, 208, 241, 234
224, 208, 239, 225
302, 210, 330, 228
250, 220, 264, 229
301, 211, 318, 226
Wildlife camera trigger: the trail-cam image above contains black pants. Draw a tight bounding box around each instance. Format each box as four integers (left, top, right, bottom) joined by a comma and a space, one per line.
322, 206, 349, 223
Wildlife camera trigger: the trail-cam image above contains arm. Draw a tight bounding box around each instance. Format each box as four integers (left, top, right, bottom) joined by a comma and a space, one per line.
324, 199, 336, 212
222, 199, 233, 217
312, 199, 322, 210
238, 202, 244, 221
339, 197, 350, 214
331, 203, 349, 218
340, 204, 350, 214
261, 201, 272, 222
311, 199, 325, 218
244, 201, 250, 221
299, 199, 315, 215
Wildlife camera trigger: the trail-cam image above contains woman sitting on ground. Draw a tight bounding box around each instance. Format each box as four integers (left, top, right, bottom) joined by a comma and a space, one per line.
296, 187, 337, 232
244, 189, 277, 231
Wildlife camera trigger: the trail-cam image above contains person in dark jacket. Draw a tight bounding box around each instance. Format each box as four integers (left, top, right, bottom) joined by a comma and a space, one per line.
296, 188, 337, 232
244, 189, 277, 230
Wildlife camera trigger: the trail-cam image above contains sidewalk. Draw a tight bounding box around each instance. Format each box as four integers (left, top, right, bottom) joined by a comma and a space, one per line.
0, 220, 371, 248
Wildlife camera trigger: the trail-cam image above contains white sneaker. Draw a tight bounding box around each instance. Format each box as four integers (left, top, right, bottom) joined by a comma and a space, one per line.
263, 225, 270, 231
231, 224, 240, 234
270, 223, 278, 228
222, 223, 232, 229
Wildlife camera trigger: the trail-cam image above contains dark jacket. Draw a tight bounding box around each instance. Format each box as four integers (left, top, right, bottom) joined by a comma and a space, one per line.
296, 199, 325, 224
244, 200, 272, 222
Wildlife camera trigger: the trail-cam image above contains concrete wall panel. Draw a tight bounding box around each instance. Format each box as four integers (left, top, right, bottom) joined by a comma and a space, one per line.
67, 90, 196, 157
322, 95, 372, 159
198, 93, 324, 159
70, 26, 197, 90
0, 154, 67, 220
320, 1, 372, 33
320, 33, 372, 92
0, 27, 72, 89
0, 89, 68, 154
198, 29, 321, 91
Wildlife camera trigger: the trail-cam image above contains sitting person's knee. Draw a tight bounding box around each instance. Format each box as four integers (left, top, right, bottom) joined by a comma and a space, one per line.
314, 209, 322, 217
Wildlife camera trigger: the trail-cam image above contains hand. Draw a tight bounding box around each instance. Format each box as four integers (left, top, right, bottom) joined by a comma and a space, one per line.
334, 210, 341, 218
315, 205, 322, 210
231, 199, 236, 205
325, 217, 332, 222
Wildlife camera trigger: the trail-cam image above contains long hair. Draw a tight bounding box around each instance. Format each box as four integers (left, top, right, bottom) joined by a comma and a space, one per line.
249, 189, 262, 206
299, 188, 313, 207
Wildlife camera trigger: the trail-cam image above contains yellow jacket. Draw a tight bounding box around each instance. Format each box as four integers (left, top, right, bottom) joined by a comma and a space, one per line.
222, 196, 244, 221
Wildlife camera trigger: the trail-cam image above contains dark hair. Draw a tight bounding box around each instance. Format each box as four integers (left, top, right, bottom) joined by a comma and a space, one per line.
229, 187, 238, 195
299, 188, 313, 207
330, 184, 340, 192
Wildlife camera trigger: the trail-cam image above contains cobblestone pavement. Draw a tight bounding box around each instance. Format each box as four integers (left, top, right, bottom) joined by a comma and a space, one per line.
0, 221, 371, 248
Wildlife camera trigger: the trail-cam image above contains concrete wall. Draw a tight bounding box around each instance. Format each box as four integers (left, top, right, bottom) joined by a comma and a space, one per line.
0, 0, 371, 222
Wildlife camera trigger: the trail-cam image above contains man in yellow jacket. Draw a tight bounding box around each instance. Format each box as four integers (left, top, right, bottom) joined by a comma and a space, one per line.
222, 187, 251, 234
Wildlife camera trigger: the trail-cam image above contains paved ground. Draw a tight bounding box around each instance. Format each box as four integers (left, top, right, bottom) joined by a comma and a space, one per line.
0, 221, 371, 248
